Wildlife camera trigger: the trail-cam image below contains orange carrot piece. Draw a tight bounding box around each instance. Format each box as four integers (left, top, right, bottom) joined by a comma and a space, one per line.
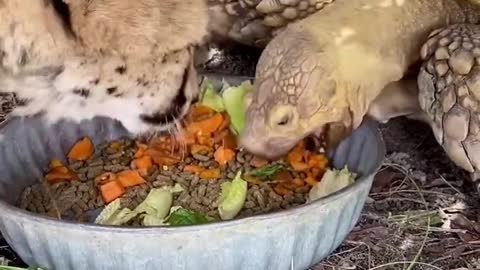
176, 132, 196, 146
287, 151, 303, 165
214, 129, 237, 149
152, 155, 181, 166
290, 161, 309, 171
199, 168, 221, 180
117, 170, 146, 188
292, 178, 305, 187
190, 144, 212, 155
144, 149, 181, 166
214, 146, 235, 165
308, 154, 329, 169
50, 166, 70, 174
100, 181, 126, 204
273, 183, 291, 196
49, 159, 64, 169
131, 156, 153, 174
94, 172, 117, 185
183, 165, 205, 174
282, 181, 300, 190
272, 170, 294, 182
67, 137, 94, 161
216, 112, 231, 132
305, 175, 319, 186
45, 171, 74, 184
250, 156, 269, 168
187, 113, 224, 135
134, 143, 148, 158
196, 135, 214, 147
187, 105, 215, 121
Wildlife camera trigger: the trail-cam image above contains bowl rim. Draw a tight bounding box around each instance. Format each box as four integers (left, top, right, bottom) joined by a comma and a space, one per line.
0, 120, 385, 234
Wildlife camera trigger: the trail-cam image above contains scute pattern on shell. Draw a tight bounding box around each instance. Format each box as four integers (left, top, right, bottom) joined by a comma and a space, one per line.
208, 0, 335, 47
418, 24, 480, 173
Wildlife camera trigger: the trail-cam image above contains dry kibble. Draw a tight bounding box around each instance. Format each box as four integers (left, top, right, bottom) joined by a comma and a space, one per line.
17, 104, 337, 225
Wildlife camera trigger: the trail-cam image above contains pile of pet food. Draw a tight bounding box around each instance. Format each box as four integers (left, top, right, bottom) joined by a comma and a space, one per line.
18, 80, 356, 227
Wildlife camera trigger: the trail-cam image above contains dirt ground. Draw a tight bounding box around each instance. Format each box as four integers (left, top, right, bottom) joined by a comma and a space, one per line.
1, 45, 480, 270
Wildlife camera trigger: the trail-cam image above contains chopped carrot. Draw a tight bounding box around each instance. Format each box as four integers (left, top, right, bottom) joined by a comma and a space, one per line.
282, 181, 300, 190
308, 154, 328, 169
187, 113, 224, 135
50, 166, 70, 174
67, 137, 95, 161
190, 144, 212, 155
287, 151, 303, 164
272, 170, 294, 182
216, 112, 231, 132
214, 129, 237, 149
152, 155, 181, 166
199, 168, 221, 180
250, 156, 269, 168
196, 135, 214, 147
144, 149, 181, 165
134, 143, 148, 158
183, 165, 205, 174
186, 104, 215, 121
214, 146, 235, 165
45, 171, 75, 184
94, 172, 117, 185
292, 178, 305, 187
131, 155, 153, 175
176, 132, 196, 146
49, 159, 64, 169
117, 170, 146, 188
99, 180, 125, 204
305, 175, 319, 186
303, 150, 312, 164
290, 161, 309, 171
311, 168, 324, 178
273, 183, 291, 196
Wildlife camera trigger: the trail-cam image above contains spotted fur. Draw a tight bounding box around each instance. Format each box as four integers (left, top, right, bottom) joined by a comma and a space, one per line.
0, 0, 208, 135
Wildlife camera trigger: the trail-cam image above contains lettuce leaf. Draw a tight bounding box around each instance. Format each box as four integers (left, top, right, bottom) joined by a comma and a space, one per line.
200, 80, 225, 112
307, 167, 356, 202
218, 171, 248, 220
221, 81, 253, 135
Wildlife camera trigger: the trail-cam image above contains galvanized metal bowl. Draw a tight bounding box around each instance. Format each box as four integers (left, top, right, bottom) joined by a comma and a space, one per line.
0, 111, 385, 270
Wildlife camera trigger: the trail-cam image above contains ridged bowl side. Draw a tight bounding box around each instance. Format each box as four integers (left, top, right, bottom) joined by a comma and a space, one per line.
0, 114, 384, 270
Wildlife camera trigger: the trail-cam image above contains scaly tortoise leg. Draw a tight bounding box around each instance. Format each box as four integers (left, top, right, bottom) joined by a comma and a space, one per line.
418, 24, 480, 194
207, 0, 336, 47
367, 78, 424, 124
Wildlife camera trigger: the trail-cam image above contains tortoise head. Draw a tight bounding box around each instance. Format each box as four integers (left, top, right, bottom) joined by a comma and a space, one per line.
239, 29, 362, 160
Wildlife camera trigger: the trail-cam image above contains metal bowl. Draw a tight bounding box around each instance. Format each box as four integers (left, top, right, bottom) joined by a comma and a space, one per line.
0, 87, 385, 270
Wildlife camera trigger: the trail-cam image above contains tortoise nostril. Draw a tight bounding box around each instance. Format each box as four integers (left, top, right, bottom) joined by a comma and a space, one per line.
276, 114, 290, 126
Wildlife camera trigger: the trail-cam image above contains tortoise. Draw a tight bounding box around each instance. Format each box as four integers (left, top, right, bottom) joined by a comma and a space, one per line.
224, 0, 480, 193
3, 0, 480, 193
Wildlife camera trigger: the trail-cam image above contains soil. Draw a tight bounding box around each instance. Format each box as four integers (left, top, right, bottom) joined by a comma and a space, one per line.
1, 44, 480, 270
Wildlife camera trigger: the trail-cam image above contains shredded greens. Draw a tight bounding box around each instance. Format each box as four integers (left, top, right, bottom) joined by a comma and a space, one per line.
200, 79, 253, 135
308, 167, 356, 202
166, 208, 212, 226
248, 164, 285, 181
95, 184, 184, 226
218, 171, 248, 220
